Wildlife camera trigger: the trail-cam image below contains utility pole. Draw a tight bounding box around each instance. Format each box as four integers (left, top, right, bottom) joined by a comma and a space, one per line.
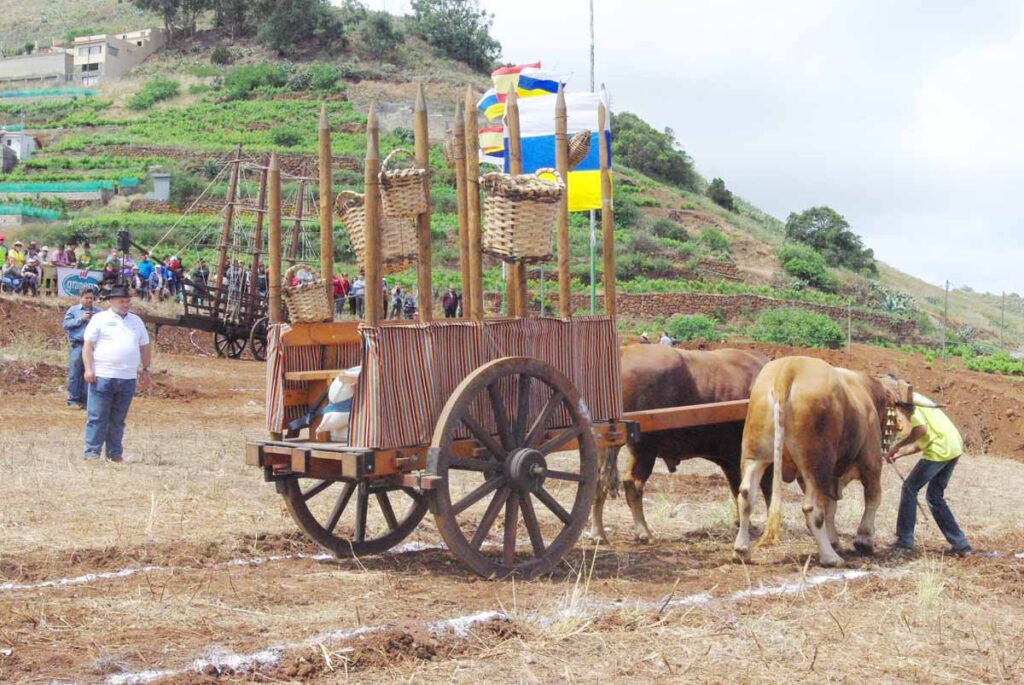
588, 0, 597, 314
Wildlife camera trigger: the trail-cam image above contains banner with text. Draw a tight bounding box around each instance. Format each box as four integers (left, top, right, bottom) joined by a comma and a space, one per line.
56, 267, 103, 297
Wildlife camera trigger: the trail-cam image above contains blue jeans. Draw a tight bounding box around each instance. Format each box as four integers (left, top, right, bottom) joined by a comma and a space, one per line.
67, 344, 87, 406
84, 377, 137, 459
896, 457, 969, 550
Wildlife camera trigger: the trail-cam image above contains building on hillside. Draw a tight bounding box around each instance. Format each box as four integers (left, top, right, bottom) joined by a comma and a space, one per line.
71, 28, 167, 85
0, 28, 166, 86
0, 146, 16, 174
0, 127, 41, 164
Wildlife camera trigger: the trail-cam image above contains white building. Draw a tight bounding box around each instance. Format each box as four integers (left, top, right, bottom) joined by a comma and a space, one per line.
0, 128, 41, 162
0, 28, 166, 86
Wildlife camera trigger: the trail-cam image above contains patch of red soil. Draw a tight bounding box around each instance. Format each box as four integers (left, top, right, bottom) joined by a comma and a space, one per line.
0, 361, 65, 395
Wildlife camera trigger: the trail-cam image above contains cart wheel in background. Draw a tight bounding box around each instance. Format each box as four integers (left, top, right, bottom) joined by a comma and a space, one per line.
249, 317, 269, 361
281, 477, 428, 556
214, 331, 246, 359
428, 357, 597, 580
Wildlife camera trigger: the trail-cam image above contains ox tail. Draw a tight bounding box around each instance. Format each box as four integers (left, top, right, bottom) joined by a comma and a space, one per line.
758, 388, 786, 547
600, 446, 621, 498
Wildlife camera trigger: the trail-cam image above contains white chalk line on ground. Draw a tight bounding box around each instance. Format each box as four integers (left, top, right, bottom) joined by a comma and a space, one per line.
0, 541, 447, 594
102, 566, 907, 685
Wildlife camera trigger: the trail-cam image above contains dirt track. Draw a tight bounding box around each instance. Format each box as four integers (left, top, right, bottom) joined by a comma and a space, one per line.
2, 297, 1024, 683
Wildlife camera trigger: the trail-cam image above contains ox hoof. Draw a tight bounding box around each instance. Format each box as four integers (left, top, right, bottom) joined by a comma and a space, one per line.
633, 534, 652, 544
853, 539, 875, 556
584, 529, 610, 545
819, 554, 845, 568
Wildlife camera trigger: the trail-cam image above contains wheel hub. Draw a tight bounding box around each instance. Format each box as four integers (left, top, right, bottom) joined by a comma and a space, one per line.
507, 448, 547, 492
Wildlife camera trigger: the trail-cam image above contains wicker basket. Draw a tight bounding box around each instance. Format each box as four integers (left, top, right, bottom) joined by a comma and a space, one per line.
283, 264, 332, 323
481, 168, 564, 264
568, 130, 592, 170
379, 148, 428, 218
335, 191, 417, 276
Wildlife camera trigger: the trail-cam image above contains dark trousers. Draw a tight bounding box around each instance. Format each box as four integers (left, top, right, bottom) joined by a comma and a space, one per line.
896, 457, 969, 550
67, 344, 86, 406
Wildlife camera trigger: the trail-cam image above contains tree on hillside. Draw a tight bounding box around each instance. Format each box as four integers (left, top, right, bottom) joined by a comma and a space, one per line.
213, 0, 253, 39
610, 112, 700, 192
410, 0, 501, 73
255, 0, 345, 55
359, 10, 403, 63
128, 0, 205, 45
784, 206, 877, 275
706, 177, 735, 211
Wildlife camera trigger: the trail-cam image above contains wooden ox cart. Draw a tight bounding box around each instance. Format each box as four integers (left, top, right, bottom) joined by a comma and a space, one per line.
245, 85, 747, 579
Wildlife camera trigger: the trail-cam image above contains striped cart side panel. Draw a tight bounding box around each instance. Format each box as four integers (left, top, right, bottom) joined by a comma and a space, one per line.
347, 327, 380, 448
429, 320, 489, 442
568, 316, 624, 421
282, 343, 322, 426
265, 323, 290, 433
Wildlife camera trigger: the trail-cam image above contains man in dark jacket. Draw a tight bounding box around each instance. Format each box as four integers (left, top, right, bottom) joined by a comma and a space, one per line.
442, 284, 460, 318
62, 287, 98, 409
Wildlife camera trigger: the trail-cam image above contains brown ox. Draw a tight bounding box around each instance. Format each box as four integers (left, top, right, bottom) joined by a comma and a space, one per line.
590, 345, 770, 543
733, 356, 891, 566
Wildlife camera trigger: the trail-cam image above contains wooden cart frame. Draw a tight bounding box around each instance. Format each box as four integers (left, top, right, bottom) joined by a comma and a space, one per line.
245, 85, 748, 579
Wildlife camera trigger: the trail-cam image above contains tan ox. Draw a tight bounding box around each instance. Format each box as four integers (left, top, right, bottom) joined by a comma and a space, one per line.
733, 356, 890, 566
591, 345, 769, 543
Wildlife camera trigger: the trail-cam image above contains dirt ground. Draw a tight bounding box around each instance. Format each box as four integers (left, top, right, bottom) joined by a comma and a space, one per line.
2, 297, 1024, 684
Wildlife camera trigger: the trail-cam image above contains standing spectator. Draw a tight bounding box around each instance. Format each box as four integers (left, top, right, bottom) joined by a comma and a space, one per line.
390, 285, 404, 319
191, 258, 210, 306
62, 287, 98, 409
332, 272, 347, 317
66, 241, 78, 266
382, 278, 389, 318
119, 253, 135, 282
9, 240, 26, 269
99, 263, 119, 293
0, 234, 7, 265
349, 274, 365, 318
103, 247, 119, 267
137, 252, 155, 283
20, 257, 41, 296
77, 243, 95, 270
82, 285, 151, 462
2, 256, 21, 293
403, 292, 417, 320
639, 331, 652, 344
38, 246, 51, 265
659, 331, 675, 346
27, 240, 39, 259
442, 284, 459, 318
51, 243, 71, 267
130, 266, 147, 299
148, 264, 164, 300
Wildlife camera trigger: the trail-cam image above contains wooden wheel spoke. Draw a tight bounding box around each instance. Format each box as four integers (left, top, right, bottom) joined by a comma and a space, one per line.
544, 469, 583, 483
538, 426, 582, 456
513, 374, 532, 443
487, 383, 515, 451
524, 391, 564, 448
461, 414, 506, 460
375, 491, 399, 531
301, 479, 332, 501
324, 482, 356, 534
519, 493, 546, 556
452, 474, 506, 516
448, 457, 502, 473
535, 487, 572, 525
503, 492, 520, 568
354, 482, 369, 543
469, 487, 510, 551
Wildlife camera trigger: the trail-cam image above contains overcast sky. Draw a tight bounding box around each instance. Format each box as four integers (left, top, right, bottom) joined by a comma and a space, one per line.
366, 1, 1023, 294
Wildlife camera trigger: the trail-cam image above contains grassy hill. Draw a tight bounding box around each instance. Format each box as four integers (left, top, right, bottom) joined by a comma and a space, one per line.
0, 0, 158, 51
2, 2, 1022, 353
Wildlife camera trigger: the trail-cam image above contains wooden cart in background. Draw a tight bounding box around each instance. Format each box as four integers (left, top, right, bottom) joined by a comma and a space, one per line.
245, 84, 748, 579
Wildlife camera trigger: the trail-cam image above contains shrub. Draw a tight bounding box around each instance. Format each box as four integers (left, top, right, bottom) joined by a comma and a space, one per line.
222, 63, 287, 100
699, 228, 730, 255
410, 0, 501, 72
169, 172, 202, 208
749, 308, 844, 348
706, 177, 735, 211
614, 195, 640, 229
665, 314, 723, 343
211, 46, 233, 64
785, 206, 877, 275
127, 77, 180, 111
270, 127, 303, 147
287, 62, 342, 91
256, 0, 345, 55
359, 10, 403, 62
188, 82, 211, 96
652, 217, 689, 242
776, 242, 836, 292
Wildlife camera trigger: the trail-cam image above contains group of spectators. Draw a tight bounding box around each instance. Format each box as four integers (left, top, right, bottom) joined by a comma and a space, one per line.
322, 271, 463, 320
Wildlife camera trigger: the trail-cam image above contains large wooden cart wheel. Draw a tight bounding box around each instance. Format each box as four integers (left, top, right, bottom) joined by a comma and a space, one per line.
429, 357, 598, 579
249, 317, 269, 361
281, 477, 428, 556
214, 331, 246, 359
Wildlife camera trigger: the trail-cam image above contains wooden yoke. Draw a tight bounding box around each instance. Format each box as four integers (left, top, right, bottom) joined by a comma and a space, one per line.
318, 105, 334, 310
454, 103, 471, 311
554, 86, 572, 319
598, 93, 616, 317
364, 106, 382, 326
414, 83, 432, 323
268, 154, 282, 324
505, 85, 523, 317
464, 87, 484, 321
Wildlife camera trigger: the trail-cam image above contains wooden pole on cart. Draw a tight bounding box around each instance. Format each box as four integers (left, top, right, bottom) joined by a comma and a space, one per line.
268, 154, 283, 324
505, 86, 528, 317
414, 83, 433, 323
212, 144, 242, 320
287, 179, 306, 264
554, 86, 572, 318
246, 155, 269, 322
454, 103, 471, 313
318, 105, 335, 312
464, 86, 484, 321
364, 105, 382, 327
598, 95, 616, 317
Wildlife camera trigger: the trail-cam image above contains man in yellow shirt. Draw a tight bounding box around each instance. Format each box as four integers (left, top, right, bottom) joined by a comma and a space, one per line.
887, 391, 971, 556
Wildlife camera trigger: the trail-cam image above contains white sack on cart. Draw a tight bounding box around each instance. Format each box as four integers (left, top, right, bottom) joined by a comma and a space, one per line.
317, 366, 360, 441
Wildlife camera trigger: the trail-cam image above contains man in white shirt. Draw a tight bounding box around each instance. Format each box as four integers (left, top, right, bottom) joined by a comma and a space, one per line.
82, 285, 152, 462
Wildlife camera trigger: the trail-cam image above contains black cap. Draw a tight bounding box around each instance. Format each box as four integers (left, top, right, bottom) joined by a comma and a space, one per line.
103, 285, 131, 299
